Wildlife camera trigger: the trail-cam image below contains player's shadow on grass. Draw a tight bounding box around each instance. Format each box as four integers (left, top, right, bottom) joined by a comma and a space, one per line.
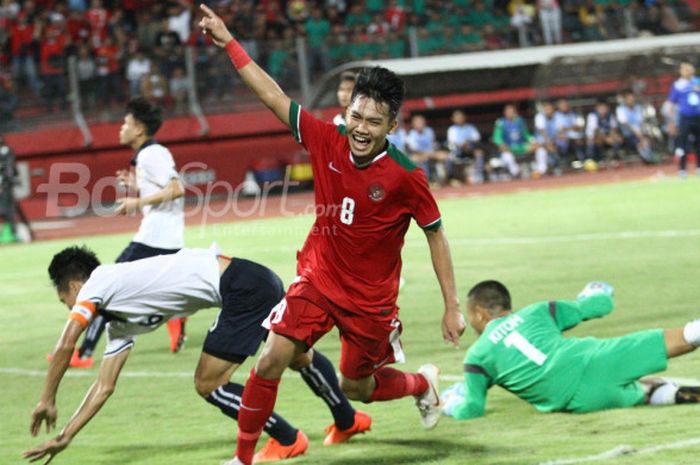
326, 438, 485, 464
102, 439, 229, 465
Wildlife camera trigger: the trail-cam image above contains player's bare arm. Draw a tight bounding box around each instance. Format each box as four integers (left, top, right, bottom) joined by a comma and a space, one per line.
424, 227, 465, 347
198, 4, 291, 126
24, 348, 131, 464
29, 319, 84, 437
115, 178, 184, 215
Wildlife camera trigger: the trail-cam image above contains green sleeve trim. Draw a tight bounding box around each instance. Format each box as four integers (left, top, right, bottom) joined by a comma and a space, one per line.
289, 100, 302, 144
387, 143, 417, 171
421, 218, 442, 232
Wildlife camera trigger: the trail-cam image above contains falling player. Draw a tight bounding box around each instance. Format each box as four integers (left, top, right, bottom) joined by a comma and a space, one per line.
25, 246, 370, 464
442, 280, 700, 420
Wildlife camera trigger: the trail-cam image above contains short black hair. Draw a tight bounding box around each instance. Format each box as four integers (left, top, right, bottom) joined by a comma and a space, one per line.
467, 280, 512, 315
351, 66, 405, 121
48, 246, 101, 289
126, 97, 163, 136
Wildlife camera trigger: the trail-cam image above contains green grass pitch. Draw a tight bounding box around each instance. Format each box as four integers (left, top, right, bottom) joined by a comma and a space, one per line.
3, 176, 700, 465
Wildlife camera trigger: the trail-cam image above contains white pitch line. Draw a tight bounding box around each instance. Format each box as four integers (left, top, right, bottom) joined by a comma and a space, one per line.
538, 436, 700, 465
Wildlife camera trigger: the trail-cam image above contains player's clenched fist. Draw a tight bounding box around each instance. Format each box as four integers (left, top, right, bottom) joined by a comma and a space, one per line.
198, 4, 233, 48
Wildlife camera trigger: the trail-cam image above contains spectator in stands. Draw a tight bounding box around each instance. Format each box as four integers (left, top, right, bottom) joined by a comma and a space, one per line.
407, 114, 450, 186
510, 1, 535, 48
667, 61, 700, 177
10, 12, 42, 97
616, 90, 653, 163
287, 0, 309, 23
579, 0, 607, 41
333, 71, 356, 126
169, 66, 189, 115
75, 44, 96, 109
136, 8, 161, 50
141, 68, 168, 104
446, 110, 486, 184
387, 112, 409, 152
167, 0, 191, 43
305, 6, 331, 78
265, 38, 295, 88
39, 18, 69, 113
86, 0, 109, 46
0, 74, 18, 130
126, 49, 151, 98
455, 24, 484, 52
534, 101, 560, 176
345, 3, 370, 29
585, 99, 623, 163
554, 98, 585, 165
385, 0, 407, 31
538, 0, 563, 45
154, 18, 183, 78
493, 104, 537, 179
94, 34, 122, 109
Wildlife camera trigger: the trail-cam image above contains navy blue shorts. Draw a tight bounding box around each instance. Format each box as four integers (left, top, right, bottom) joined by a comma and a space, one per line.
115, 241, 180, 263
202, 258, 285, 364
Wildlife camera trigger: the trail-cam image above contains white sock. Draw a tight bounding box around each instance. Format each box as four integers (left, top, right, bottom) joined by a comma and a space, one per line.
683, 319, 700, 347
649, 382, 679, 405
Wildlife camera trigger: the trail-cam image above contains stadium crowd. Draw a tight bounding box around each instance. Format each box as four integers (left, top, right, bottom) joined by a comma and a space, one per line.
392, 88, 679, 187
0, 0, 695, 121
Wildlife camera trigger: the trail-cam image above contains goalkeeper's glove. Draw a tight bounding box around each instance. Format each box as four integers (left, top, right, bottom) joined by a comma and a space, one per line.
577, 281, 614, 300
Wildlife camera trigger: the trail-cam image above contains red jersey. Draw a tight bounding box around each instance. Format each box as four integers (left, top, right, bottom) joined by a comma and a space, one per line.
289, 101, 442, 317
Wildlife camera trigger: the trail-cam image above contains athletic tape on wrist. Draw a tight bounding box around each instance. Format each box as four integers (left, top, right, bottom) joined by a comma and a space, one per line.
225, 39, 251, 69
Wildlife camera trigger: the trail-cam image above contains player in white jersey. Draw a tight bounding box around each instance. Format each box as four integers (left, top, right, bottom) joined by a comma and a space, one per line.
69, 98, 187, 368
26, 246, 370, 464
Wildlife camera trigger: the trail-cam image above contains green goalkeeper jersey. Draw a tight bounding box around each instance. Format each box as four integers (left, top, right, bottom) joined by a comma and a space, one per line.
452, 294, 614, 420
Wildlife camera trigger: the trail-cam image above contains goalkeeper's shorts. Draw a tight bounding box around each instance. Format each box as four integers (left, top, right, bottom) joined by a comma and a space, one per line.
565, 329, 667, 413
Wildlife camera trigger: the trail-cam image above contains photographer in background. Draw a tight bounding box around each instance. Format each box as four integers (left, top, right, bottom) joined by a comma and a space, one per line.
0, 136, 18, 244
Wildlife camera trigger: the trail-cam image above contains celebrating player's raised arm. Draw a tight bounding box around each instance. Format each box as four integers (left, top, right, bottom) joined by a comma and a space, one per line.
425, 227, 465, 347
24, 349, 131, 463
29, 319, 85, 438
198, 4, 291, 127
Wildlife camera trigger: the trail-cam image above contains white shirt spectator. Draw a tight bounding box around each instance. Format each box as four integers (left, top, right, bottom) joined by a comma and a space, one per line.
126, 56, 151, 83
615, 104, 644, 135
407, 127, 436, 153
168, 7, 192, 43
447, 122, 480, 154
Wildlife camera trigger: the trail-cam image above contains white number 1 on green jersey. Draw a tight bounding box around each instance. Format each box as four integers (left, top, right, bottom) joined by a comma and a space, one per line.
504, 331, 548, 366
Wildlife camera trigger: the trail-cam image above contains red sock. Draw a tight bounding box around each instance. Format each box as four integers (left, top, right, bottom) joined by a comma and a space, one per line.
236, 369, 280, 465
369, 367, 429, 402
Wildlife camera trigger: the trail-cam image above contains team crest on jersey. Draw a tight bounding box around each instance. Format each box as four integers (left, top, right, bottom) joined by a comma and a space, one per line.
368, 183, 385, 202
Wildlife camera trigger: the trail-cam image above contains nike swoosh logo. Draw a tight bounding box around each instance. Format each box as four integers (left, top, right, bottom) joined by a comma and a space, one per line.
328, 161, 342, 174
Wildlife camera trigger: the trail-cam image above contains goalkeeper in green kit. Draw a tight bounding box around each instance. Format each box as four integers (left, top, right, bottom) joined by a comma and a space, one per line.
442, 280, 700, 420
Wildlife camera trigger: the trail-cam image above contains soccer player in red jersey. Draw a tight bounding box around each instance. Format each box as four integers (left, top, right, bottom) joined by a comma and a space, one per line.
199, 5, 465, 464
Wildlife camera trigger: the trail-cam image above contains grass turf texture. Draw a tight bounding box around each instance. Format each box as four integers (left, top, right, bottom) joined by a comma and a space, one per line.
2, 176, 700, 465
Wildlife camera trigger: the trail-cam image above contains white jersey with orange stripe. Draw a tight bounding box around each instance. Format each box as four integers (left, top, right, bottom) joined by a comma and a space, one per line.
69, 248, 221, 356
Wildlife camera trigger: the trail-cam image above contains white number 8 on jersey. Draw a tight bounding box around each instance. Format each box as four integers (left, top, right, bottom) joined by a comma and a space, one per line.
340, 196, 355, 225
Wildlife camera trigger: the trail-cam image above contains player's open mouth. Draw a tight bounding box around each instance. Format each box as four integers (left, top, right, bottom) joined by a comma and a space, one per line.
352, 134, 371, 150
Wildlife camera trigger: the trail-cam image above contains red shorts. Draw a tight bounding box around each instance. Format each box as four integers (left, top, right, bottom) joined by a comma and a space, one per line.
264, 277, 405, 379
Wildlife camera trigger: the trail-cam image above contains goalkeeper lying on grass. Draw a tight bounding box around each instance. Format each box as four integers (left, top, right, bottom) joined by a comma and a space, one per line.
442, 280, 700, 419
